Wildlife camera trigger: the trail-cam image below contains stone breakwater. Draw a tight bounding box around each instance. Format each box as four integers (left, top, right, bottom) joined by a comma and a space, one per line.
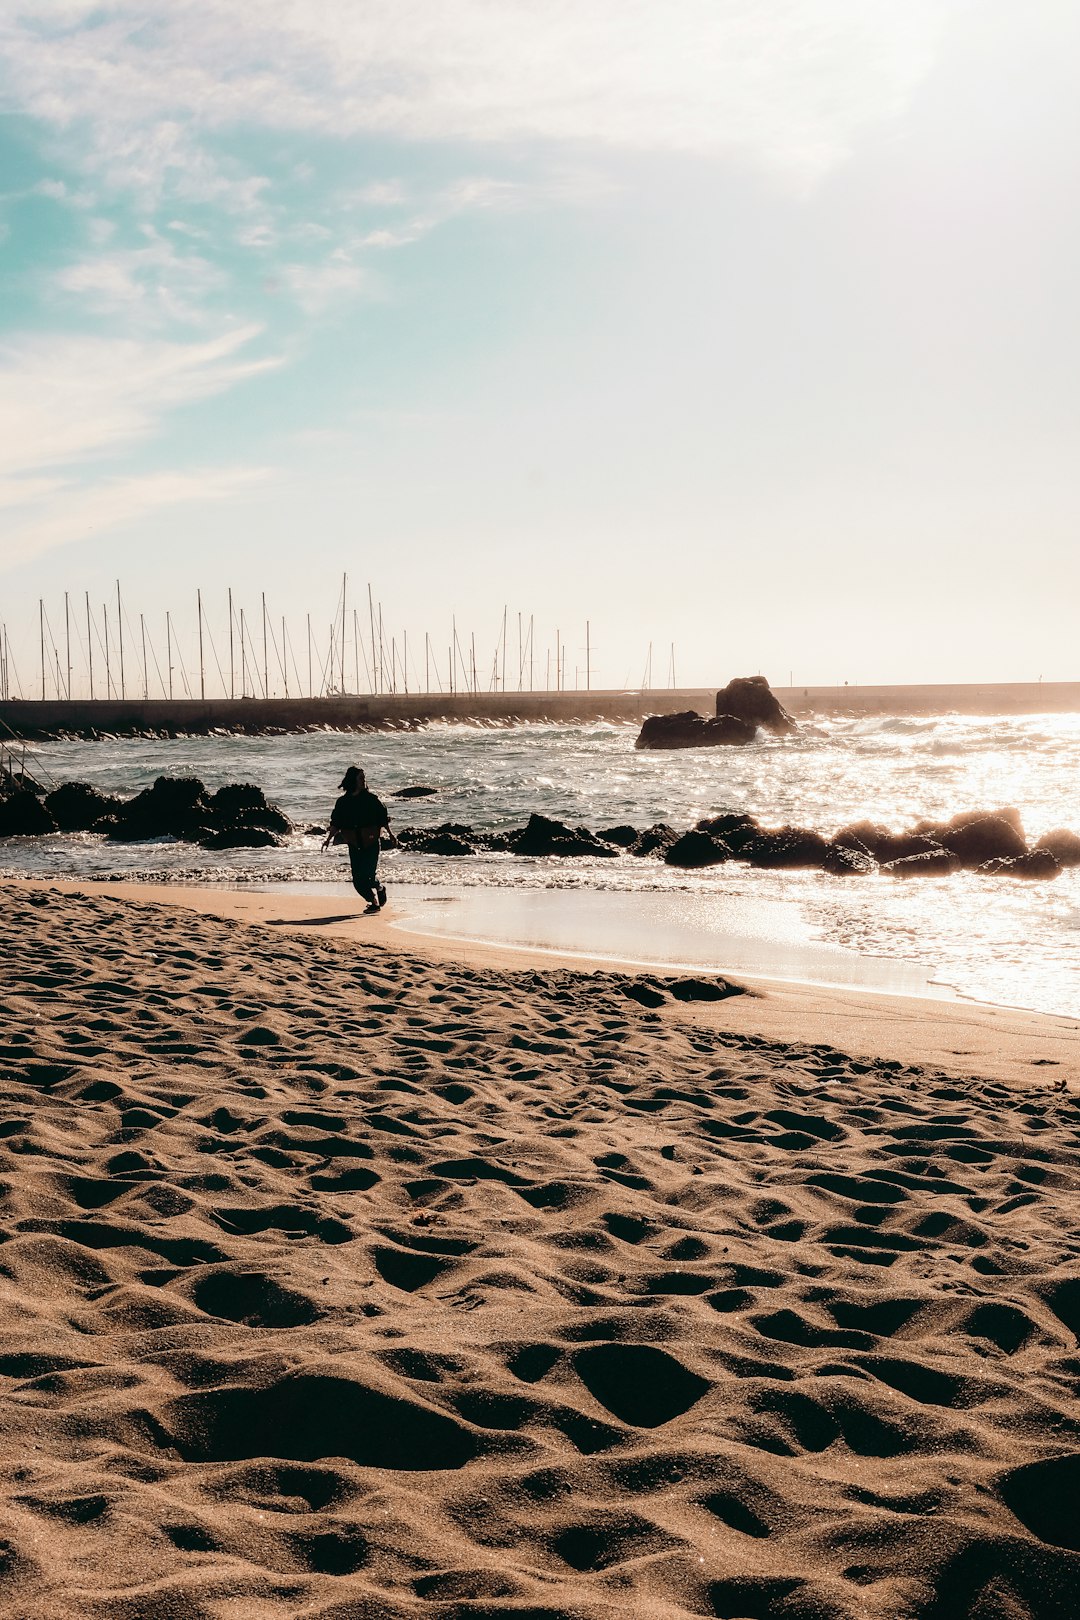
4, 770, 1079, 881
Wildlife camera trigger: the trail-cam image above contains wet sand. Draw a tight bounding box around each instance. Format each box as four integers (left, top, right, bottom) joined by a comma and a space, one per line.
1, 878, 1079, 1618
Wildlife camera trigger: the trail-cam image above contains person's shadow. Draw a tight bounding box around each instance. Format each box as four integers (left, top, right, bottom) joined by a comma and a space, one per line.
266, 914, 359, 927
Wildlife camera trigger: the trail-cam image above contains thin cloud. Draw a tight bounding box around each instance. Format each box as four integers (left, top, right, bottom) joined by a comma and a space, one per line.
0, 323, 278, 487
278, 252, 368, 314
1, 465, 269, 569
51, 228, 224, 324
0, 321, 277, 566
1, 2, 950, 195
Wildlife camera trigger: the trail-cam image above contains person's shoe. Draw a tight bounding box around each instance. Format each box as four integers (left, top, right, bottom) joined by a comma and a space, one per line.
363, 902, 381, 915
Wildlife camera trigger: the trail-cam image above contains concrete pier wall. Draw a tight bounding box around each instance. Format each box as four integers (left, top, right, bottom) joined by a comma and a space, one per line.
2, 681, 1078, 740
0, 689, 716, 740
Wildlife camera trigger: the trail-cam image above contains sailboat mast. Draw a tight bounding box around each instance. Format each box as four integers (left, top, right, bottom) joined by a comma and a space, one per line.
341, 573, 347, 695
196, 588, 204, 700
117, 581, 126, 700
85, 592, 94, 700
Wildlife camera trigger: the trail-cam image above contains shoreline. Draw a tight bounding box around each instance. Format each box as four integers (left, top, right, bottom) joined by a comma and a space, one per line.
9, 875, 1077, 1090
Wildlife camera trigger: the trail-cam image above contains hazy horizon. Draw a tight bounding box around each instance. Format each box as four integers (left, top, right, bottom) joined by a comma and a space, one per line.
3, 2, 1079, 691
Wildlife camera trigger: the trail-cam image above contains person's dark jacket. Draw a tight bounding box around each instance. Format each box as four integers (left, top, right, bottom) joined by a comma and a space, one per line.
330, 790, 389, 848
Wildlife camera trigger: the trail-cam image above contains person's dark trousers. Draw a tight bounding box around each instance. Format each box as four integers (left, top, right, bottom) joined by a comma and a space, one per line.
348, 843, 380, 903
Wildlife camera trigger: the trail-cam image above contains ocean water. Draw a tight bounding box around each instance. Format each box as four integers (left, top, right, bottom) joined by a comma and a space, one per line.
4, 714, 1080, 1018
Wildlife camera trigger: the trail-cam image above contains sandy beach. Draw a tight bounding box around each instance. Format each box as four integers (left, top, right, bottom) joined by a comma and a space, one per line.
1, 877, 1079, 1618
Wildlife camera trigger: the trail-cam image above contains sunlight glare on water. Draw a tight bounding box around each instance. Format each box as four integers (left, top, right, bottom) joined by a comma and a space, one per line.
4, 713, 1080, 1017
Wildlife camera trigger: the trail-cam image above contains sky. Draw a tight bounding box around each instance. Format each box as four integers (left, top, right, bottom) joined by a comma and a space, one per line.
1, 0, 1079, 697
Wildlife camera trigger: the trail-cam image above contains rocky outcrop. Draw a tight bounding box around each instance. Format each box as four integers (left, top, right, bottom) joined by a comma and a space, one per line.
0, 774, 291, 849
5, 772, 1074, 887
821, 842, 877, 876
913, 806, 1024, 838
1035, 828, 1080, 867
883, 849, 963, 878
695, 813, 760, 852
978, 850, 1062, 880
715, 675, 797, 736
635, 676, 797, 750
628, 823, 679, 858
741, 828, 831, 869
635, 711, 755, 750
833, 822, 942, 865
918, 812, 1027, 867
398, 823, 477, 856
108, 775, 210, 841
509, 814, 619, 859
0, 789, 56, 837
663, 830, 731, 868
207, 783, 291, 837
394, 785, 439, 799
596, 825, 639, 848
44, 781, 123, 831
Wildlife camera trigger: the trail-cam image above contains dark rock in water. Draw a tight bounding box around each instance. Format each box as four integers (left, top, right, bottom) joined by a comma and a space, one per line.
307, 825, 327, 837
0, 771, 45, 797
636, 711, 755, 751
741, 828, 830, 868
715, 675, 797, 736
413, 832, 474, 856
978, 850, 1061, 880
596, 825, 638, 848
16, 772, 297, 847
398, 822, 475, 849
200, 827, 282, 850
695, 813, 760, 852
0, 789, 57, 837
930, 815, 1027, 867
510, 814, 618, 858
44, 781, 122, 832
629, 823, 679, 858
114, 775, 210, 840
912, 805, 1024, 838
833, 821, 942, 865
395, 785, 439, 798
1036, 828, 1080, 866
664, 830, 731, 868
822, 841, 877, 876
883, 848, 961, 878
207, 782, 291, 836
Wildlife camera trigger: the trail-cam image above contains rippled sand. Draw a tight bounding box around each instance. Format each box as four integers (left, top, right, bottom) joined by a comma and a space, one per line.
1, 882, 1079, 1618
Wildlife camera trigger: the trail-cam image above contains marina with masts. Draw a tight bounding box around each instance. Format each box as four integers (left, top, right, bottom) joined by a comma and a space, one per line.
2, 577, 1079, 738
0, 575, 674, 704
0, 576, 706, 736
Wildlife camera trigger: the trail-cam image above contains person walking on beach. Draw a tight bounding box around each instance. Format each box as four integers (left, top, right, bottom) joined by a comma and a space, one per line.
323, 765, 396, 914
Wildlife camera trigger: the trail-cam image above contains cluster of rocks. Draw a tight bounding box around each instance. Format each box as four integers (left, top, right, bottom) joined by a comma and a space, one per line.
0, 773, 291, 848
4, 770, 1077, 882
398, 807, 1080, 880
636, 675, 798, 749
